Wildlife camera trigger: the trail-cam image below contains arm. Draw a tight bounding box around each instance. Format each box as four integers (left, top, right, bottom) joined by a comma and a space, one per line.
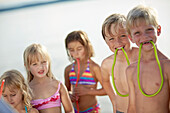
64, 65, 77, 102
29, 108, 39, 113
101, 60, 116, 113
126, 66, 136, 113
165, 60, 170, 112
60, 82, 74, 113
64, 66, 71, 91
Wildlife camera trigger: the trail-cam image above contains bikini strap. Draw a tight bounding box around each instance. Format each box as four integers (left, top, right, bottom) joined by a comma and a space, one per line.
87, 59, 90, 67
25, 106, 28, 113
56, 82, 61, 93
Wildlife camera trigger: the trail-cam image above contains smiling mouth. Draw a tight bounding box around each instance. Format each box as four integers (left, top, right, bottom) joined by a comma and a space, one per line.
142, 40, 152, 45
115, 46, 124, 50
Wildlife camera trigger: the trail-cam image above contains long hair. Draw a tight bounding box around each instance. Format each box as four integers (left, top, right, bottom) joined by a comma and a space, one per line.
0, 70, 32, 109
23, 43, 55, 82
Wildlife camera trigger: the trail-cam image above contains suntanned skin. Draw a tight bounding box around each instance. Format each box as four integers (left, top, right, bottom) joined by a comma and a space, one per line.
101, 23, 139, 113
127, 20, 170, 113
65, 41, 106, 112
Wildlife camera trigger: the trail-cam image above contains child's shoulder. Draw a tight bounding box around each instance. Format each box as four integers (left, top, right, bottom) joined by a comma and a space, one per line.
101, 54, 114, 67
65, 63, 73, 71
102, 54, 114, 63
51, 79, 62, 86
89, 59, 100, 67
131, 47, 139, 54
28, 108, 39, 113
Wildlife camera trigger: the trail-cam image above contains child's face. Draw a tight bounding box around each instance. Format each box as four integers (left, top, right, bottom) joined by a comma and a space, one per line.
130, 20, 157, 50
105, 24, 131, 54
29, 59, 49, 78
67, 41, 86, 60
2, 87, 22, 108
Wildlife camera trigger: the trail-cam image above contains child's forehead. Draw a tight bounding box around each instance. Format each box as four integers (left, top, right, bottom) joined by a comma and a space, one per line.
3, 86, 19, 94
105, 24, 126, 37
68, 41, 83, 47
131, 18, 153, 28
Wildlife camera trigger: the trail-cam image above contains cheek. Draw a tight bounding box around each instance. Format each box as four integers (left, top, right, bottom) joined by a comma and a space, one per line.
3, 97, 8, 102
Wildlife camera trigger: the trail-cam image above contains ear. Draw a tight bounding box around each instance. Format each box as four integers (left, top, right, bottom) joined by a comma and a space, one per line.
128, 35, 135, 43
157, 25, 161, 36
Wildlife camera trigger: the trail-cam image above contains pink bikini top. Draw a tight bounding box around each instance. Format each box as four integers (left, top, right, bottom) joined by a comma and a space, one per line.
31, 82, 61, 110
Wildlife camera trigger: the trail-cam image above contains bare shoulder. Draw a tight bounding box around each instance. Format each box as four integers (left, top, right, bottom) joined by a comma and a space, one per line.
28, 108, 39, 113
51, 79, 62, 87
101, 54, 114, 68
59, 81, 67, 92
90, 59, 100, 68
65, 64, 73, 72
162, 59, 170, 71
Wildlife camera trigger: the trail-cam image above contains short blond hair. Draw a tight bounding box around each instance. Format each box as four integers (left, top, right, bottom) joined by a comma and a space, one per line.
126, 5, 159, 36
102, 14, 126, 40
0, 70, 32, 109
23, 43, 55, 82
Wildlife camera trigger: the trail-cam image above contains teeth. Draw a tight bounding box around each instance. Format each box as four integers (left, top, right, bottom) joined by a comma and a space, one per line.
117, 47, 123, 50
143, 41, 150, 44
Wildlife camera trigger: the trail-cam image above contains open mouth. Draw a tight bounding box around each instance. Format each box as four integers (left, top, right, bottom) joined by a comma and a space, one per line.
115, 46, 125, 50
38, 70, 44, 74
142, 40, 152, 45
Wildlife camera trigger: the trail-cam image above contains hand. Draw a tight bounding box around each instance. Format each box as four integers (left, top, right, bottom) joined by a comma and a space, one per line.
74, 86, 91, 96
69, 92, 79, 102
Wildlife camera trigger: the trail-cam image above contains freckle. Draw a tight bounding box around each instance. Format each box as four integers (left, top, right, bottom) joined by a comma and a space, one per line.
155, 83, 159, 86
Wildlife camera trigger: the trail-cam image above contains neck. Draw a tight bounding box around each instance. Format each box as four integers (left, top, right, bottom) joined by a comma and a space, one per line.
32, 75, 50, 84
141, 47, 158, 62
116, 49, 132, 62
15, 102, 25, 113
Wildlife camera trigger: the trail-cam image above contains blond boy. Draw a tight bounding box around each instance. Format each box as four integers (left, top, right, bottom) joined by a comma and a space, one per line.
126, 5, 170, 113
101, 14, 138, 113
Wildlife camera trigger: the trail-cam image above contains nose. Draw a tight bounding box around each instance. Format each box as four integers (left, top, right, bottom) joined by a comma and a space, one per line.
141, 32, 149, 42
73, 50, 79, 57
6, 96, 12, 103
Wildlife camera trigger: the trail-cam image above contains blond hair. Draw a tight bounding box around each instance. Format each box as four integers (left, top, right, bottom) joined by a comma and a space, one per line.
65, 30, 94, 62
0, 70, 32, 109
126, 5, 159, 36
23, 43, 55, 82
102, 14, 126, 40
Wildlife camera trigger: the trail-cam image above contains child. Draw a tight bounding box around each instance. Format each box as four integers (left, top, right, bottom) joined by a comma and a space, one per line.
126, 5, 170, 113
0, 69, 39, 113
23, 43, 74, 113
101, 14, 139, 113
64, 30, 106, 113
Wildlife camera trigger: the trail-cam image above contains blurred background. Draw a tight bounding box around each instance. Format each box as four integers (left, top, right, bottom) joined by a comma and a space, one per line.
0, 0, 170, 112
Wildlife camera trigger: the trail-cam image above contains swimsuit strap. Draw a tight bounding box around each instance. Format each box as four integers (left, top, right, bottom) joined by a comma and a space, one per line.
25, 106, 28, 113
56, 82, 61, 93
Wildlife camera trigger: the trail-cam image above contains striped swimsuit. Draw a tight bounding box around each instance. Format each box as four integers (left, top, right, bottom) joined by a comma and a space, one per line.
69, 60, 96, 85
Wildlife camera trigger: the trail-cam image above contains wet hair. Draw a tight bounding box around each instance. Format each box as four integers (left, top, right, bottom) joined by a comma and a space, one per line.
102, 14, 126, 40
65, 30, 94, 62
0, 69, 32, 109
23, 43, 55, 82
126, 4, 159, 36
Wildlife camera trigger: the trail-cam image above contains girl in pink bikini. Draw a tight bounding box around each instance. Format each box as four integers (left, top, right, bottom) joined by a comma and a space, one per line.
23, 43, 74, 113
64, 30, 106, 113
